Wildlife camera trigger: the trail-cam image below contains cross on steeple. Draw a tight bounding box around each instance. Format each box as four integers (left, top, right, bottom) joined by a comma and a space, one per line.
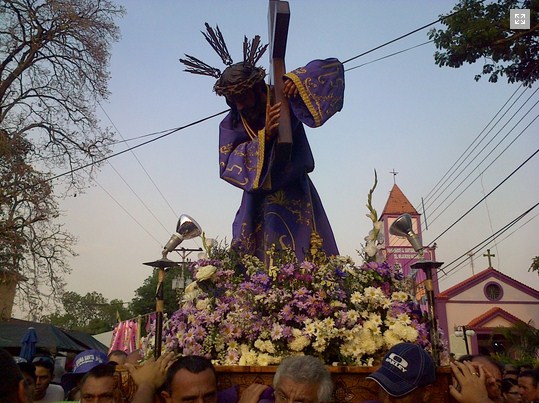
390, 169, 398, 184
483, 249, 495, 268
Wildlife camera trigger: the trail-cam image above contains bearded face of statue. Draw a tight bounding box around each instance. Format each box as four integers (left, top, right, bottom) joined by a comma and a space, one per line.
226, 86, 266, 127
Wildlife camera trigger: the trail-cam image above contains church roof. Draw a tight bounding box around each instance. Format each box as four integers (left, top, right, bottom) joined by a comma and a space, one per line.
438, 267, 539, 299
466, 307, 523, 328
381, 184, 419, 216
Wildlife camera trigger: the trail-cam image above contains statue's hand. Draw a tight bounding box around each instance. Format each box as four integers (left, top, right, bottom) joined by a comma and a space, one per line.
265, 101, 281, 141
283, 77, 298, 98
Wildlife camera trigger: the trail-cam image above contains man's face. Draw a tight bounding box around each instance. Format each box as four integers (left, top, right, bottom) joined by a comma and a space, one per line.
161, 368, 217, 403
518, 376, 538, 402
34, 365, 52, 400
471, 357, 503, 400
80, 376, 115, 403
275, 377, 319, 403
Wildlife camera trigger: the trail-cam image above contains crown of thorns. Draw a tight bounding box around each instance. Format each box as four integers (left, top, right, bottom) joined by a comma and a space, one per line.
179, 23, 268, 96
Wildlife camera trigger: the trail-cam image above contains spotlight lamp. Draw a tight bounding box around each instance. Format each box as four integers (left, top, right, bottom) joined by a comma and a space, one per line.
389, 213, 423, 255
144, 213, 202, 358
389, 213, 444, 365
162, 214, 202, 258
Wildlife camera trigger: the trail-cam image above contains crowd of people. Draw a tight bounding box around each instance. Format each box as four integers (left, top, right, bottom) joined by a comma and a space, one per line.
1, 344, 537, 403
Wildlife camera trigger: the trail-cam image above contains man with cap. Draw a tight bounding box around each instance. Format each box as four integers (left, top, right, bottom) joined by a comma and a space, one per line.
363, 342, 437, 402
180, 25, 345, 264
61, 349, 108, 398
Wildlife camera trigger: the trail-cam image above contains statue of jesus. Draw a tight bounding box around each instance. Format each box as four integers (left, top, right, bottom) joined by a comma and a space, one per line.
181, 25, 344, 264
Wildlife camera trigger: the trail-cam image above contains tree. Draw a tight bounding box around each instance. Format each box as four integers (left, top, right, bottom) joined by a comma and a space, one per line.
492, 320, 539, 366
0, 0, 124, 312
1, 130, 76, 314
0, 0, 124, 178
130, 267, 185, 317
43, 290, 132, 334
529, 255, 539, 274
428, 0, 539, 86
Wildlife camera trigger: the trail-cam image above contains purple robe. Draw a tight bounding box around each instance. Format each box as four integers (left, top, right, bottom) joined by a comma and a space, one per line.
219, 58, 345, 263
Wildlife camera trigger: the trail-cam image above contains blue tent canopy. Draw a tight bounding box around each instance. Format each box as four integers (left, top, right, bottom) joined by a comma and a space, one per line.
0, 319, 108, 354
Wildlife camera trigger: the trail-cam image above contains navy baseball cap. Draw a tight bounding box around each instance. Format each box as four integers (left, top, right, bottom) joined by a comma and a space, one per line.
366, 343, 436, 397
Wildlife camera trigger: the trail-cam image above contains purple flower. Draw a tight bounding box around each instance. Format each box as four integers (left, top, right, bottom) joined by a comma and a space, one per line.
157, 251, 439, 365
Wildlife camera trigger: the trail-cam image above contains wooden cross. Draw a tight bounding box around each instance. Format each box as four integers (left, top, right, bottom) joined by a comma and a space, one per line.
268, 0, 292, 158
483, 249, 495, 267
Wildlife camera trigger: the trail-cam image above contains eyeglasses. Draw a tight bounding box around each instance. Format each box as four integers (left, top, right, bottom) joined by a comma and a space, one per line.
506, 391, 521, 395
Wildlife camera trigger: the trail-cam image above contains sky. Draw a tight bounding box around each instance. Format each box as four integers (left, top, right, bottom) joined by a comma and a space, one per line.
47, 0, 538, 313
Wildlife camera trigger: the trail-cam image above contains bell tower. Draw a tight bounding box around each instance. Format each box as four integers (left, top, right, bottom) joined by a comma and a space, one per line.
380, 184, 439, 290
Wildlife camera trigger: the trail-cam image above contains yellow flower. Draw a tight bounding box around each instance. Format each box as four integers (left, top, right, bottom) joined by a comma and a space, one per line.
257, 353, 271, 366
195, 298, 209, 310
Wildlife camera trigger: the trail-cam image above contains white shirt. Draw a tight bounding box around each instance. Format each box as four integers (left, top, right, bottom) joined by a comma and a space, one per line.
34, 384, 65, 403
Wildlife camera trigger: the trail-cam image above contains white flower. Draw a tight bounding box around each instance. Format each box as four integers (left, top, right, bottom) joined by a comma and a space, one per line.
373, 220, 383, 232
195, 264, 218, 281
363, 240, 378, 257
182, 283, 201, 302
264, 340, 276, 354
239, 349, 257, 365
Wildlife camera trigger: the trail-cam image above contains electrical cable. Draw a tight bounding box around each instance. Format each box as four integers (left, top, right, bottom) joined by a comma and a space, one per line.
15, 109, 229, 194
340, 1, 477, 65
430, 110, 539, 229
439, 203, 539, 281
423, 88, 539, 218
93, 179, 163, 246
421, 84, 531, 212
426, 147, 539, 248
344, 41, 433, 72
98, 102, 178, 230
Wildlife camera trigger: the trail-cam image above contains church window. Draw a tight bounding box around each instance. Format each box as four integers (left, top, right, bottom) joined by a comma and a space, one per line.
484, 282, 503, 301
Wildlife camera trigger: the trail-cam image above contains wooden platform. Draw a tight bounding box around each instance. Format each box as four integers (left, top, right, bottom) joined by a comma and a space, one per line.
216, 365, 457, 402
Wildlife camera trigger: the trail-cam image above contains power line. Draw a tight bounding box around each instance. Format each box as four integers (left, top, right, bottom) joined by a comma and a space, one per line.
421, 84, 530, 209
420, 60, 539, 230
342, 0, 483, 65
345, 41, 433, 72
425, 107, 539, 228
98, 102, 178, 230
426, 147, 539, 248
15, 109, 229, 194
439, 203, 539, 281
93, 180, 163, 246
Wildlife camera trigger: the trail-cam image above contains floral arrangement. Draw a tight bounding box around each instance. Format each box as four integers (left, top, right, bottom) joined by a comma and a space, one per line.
142, 175, 439, 366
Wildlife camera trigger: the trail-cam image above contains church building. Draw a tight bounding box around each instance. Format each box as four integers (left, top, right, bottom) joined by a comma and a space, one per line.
438, 267, 539, 356
379, 182, 539, 357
